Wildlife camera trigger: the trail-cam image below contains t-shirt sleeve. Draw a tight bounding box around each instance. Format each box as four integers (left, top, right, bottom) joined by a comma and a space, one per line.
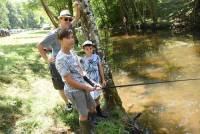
56, 58, 70, 78
40, 33, 56, 48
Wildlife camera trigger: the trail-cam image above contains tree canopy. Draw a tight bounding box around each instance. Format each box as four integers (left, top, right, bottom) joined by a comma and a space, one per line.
0, 0, 199, 32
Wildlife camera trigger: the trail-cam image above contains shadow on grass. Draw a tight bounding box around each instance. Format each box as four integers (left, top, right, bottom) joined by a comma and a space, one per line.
0, 43, 49, 85
0, 95, 24, 133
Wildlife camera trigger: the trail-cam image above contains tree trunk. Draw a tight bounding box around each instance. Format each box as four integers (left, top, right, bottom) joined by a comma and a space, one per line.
193, 0, 200, 30
79, 0, 125, 111
40, 0, 58, 28
132, 0, 144, 24
148, 0, 157, 32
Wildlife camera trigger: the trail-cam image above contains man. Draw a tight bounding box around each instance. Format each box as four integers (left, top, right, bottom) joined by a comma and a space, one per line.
37, 1, 80, 111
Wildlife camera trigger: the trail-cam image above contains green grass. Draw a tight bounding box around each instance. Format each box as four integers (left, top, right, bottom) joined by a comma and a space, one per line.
54, 105, 79, 131
0, 95, 24, 133
95, 120, 125, 134
53, 100, 127, 133
0, 43, 48, 89
0, 30, 68, 133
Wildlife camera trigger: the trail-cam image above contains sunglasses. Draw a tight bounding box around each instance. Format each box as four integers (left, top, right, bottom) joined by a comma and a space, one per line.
63, 17, 72, 22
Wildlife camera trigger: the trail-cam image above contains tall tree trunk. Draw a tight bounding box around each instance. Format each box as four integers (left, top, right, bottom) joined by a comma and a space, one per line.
132, 0, 144, 24
79, 0, 124, 111
193, 0, 200, 30
148, 0, 157, 32
40, 0, 58, 28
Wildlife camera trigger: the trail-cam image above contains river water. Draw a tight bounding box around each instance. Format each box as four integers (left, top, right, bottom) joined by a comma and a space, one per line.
110, 32, 200, 134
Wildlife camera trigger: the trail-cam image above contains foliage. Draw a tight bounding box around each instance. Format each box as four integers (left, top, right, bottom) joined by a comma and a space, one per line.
0, 1, 10, 28
0, 0, 198, 31
0, 0, 49, 29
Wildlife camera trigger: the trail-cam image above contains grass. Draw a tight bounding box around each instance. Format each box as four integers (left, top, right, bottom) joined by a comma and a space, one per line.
0, 30, 69, 133
54, 104, 127, 133
0, 95, 24, 133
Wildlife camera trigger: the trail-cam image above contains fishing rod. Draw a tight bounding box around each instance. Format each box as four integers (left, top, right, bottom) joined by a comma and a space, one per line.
102, 77, 200, 89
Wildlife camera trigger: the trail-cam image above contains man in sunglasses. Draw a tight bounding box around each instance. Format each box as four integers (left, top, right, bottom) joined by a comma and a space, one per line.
37, 1, 81, 111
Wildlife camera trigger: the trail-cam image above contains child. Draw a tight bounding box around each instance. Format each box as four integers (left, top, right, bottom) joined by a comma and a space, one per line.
81, 40, 107, 118
55, 29, 101, 133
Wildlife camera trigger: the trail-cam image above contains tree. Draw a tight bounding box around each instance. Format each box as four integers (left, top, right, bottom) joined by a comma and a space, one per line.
0, 2, 9, 28
193, 0, 200, 30
68, 0, 124, 111
6, 2, 22, 28
148, 0, 157, 31
40, 0, 58, 28
27, 11, 39, 28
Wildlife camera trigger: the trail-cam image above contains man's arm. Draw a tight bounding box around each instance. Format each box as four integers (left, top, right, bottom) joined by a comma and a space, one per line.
37, 33, 55, 63
71, 1, 81, 26
37, 43, 55, 63
37, 43, 48, 62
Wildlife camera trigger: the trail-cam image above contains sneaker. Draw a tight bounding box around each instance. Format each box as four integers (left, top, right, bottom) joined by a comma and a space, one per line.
65, 103, 73, 112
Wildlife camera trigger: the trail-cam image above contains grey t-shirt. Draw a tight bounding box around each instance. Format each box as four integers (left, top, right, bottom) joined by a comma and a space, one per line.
40, 24, 74, 57
40, 28, 60, 57
56, 50, 86, 92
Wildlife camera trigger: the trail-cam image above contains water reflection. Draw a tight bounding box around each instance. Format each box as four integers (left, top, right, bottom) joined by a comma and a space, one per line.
110, 32, 200, 134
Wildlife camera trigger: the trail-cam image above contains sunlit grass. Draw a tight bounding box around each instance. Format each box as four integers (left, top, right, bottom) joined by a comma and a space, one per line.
0, 30, 50, 46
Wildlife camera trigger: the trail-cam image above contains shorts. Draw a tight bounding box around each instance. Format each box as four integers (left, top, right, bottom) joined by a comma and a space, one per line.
65, 90, 95, 116
49, 63, 64, 90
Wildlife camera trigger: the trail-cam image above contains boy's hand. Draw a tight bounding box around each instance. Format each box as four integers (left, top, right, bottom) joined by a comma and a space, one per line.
85, 85, 94, 92
84, 83, 102, 92
94, 84, 102, 91
101, 80, 107, 87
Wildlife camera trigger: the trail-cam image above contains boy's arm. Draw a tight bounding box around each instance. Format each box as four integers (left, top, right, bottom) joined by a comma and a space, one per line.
64, 74, 94, 92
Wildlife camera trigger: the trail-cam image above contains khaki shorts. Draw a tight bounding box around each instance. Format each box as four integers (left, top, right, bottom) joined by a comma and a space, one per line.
65, 90, 95, 116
